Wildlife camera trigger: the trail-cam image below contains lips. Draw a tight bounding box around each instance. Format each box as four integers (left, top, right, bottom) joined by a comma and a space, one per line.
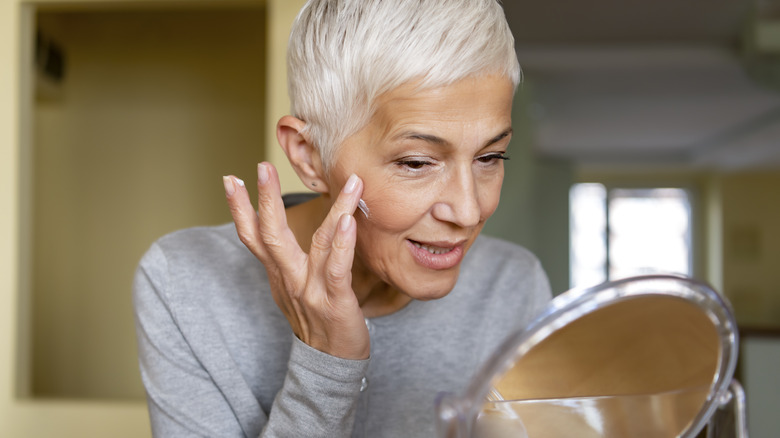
407, 239, 466, 270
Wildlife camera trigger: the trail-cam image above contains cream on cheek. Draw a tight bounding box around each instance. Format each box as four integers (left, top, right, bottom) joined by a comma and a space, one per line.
355, 180, 426, 234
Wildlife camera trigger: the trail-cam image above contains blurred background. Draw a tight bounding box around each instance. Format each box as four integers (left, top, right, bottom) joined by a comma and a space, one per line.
0, 0, 778, 436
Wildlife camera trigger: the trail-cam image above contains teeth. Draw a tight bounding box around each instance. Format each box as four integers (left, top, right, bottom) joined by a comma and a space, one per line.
412, 241, 451, 255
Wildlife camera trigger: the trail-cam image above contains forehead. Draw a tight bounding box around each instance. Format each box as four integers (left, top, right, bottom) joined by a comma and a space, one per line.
330, 75, 515, 169
370, 75, 515, 139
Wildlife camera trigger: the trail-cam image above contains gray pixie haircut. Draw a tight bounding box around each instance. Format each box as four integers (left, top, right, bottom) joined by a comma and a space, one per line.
287, 0, 522, 167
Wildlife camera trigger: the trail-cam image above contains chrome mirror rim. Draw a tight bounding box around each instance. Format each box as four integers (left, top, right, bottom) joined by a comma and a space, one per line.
437, 274, 739, 438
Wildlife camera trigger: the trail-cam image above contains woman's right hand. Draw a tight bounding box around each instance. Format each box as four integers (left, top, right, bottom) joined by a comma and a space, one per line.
223, 162, 370, 360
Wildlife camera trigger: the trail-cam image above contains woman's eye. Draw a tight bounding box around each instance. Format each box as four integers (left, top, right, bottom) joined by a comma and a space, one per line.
476, 153, 509, 163
397, 159, 432, 170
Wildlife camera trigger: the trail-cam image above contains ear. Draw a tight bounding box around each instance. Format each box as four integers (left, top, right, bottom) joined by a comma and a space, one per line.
276, 115, 330, 193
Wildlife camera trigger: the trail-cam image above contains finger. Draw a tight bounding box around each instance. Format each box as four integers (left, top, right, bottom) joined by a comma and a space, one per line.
255, 162, 307, 271
308, 173, 362, 264
223, 175, 267, 260
324, 213, 358, 299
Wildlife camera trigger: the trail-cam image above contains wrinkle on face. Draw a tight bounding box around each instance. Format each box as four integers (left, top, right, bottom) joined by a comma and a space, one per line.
324, 74, 515, 316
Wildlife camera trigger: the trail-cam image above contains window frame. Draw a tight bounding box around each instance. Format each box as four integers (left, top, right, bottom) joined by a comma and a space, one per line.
570, 180, 702, 289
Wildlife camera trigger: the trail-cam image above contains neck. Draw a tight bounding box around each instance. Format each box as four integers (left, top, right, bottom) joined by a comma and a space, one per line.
350, 253, 413, 318
286, 196, 412, 318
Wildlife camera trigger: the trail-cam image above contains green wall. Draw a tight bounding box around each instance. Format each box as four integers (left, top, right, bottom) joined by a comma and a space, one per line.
482, 84, 573, 295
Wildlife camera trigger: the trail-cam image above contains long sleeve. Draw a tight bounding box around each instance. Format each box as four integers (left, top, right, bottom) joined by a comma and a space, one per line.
265, 340, 368, 437
132, 225, 552, 437
133, 238, 369, 437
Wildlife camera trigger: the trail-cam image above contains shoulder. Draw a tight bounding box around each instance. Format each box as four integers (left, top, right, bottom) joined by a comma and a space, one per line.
148, 223, 249, 265
139, 223, 261, 282
135, 223, 270, 312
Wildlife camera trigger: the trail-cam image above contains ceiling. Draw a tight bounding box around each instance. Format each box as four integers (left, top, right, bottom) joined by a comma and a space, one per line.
502, 0, 780, 170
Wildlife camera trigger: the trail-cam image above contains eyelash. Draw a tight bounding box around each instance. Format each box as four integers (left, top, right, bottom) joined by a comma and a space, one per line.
477, 152, 510, 164
396, 159, 434, 171
395, 153, 509, 172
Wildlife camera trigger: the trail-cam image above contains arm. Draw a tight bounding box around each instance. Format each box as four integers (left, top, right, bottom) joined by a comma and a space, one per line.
134, 243, 370, 438
134, 244, 252, 437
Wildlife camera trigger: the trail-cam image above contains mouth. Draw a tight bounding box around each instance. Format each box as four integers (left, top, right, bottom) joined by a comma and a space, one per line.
407, 239, 466, 270
410, 240, 456, 255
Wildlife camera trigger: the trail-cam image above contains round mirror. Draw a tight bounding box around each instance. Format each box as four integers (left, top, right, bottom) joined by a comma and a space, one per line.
436, 275, 739, 438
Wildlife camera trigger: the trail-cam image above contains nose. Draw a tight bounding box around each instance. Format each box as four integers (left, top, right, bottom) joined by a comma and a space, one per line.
431, 165, 481, 228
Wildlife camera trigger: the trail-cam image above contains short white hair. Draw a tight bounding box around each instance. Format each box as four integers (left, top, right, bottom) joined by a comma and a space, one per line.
287, 0, 522, 168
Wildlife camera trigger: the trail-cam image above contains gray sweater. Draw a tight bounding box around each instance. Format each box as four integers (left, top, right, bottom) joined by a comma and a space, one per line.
133, 223, 551, 437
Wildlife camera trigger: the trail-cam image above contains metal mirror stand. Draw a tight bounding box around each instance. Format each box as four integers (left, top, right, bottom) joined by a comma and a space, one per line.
706, 380, 748, 438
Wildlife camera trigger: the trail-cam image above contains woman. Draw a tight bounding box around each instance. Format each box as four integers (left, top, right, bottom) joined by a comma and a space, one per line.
133, 0, 551, 436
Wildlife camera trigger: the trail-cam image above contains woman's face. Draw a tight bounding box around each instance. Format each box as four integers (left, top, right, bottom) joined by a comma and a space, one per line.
327, 75, 515, 301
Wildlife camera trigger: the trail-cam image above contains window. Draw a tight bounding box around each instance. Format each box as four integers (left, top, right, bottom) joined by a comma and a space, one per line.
570, 183, 693, 289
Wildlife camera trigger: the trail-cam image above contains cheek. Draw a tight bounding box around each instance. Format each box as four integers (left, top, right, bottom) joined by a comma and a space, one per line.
358, 183, 429, 234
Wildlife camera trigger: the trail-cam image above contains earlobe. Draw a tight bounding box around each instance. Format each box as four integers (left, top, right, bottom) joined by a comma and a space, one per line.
277, 116, 329, 193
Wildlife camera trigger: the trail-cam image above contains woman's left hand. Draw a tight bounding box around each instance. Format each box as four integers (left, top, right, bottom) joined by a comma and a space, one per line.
222, 163, 370, 360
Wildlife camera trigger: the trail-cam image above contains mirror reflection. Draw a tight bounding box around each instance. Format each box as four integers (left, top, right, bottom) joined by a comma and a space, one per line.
481, 296, 720, 437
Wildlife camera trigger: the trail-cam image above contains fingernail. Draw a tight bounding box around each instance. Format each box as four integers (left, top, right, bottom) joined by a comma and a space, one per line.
258, 163, 269, 185
344, 174, 359, 194
223, 176, 235, 196
223, 176, 244, 197
339, 214, 352, 232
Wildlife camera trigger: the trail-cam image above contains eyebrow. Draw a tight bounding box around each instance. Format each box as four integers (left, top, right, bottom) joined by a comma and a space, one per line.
486, 128, 513, 147
399, 128, 513, 148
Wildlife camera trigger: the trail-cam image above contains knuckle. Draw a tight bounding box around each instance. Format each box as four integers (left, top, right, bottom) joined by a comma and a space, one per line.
325, 267, 349, 288
256, 190, 276, 208
301, 292, 320, 308
331, 234, 350, 251
236, 229, 255, 247
310, 228, 331, 252
260, 231, 284, 249
227, 203, 242, 217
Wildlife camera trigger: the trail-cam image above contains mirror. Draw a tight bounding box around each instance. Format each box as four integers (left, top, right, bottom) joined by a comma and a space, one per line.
436, 275, 740, 438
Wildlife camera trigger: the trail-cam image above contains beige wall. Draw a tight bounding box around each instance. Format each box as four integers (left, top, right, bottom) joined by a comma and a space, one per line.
721, 170, 780, 327
1, 0, 303, 435
482, 82, 573, 295
266, 0, 309, 193
32, 7, 267, 399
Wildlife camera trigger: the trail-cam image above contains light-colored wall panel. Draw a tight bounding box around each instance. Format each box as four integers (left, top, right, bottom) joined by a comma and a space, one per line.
721, 170, 780, 327
1, 0, 24, 412
265, 0, 308, 193
742, 336, 780, 438
31, 7, 266, 400
1, 0, 288, 436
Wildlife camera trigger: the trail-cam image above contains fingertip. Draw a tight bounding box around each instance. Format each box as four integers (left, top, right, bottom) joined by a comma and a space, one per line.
344, 174, 360, 194
223, 175, 245, 197
223, 176, 234, 196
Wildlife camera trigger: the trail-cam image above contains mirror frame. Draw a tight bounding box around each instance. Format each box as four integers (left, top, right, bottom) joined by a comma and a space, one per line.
437, 274, 739, 438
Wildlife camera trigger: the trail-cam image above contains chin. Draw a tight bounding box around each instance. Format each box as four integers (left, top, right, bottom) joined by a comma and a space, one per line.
399, 270, 461, 301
